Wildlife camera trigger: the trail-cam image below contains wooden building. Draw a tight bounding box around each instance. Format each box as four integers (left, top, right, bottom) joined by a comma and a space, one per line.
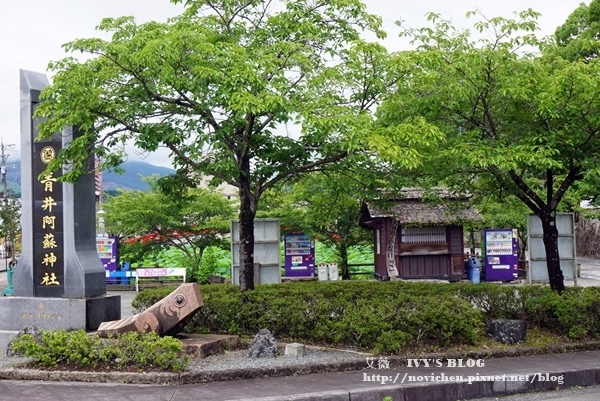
360, 189, 481, 281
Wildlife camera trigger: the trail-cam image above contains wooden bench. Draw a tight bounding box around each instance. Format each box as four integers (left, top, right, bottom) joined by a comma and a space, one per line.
135, 268, 187, 292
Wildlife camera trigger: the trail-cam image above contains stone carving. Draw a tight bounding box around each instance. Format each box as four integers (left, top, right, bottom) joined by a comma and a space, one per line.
487, 319, 527, 344
247, 328, 278, 358
97, 283, 203, 337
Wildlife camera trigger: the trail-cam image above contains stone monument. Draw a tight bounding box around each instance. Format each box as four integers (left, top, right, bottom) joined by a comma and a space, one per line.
0, 70, 120, 342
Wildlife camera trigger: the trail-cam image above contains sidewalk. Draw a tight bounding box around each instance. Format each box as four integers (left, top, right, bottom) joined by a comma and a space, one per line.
2, 349, 600, 400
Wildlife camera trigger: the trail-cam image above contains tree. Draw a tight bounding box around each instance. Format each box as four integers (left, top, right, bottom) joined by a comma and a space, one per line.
259, 168, 372, 279
293, 172, 372, 280
102, 184, 234, 281
0, 199, 21, 263
378, 10, 600, 292
554, 0, 600, 61
35, 0, 407, 291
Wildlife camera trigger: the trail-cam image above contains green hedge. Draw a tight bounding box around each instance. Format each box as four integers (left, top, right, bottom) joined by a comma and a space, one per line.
135, 281, 482, 353
133, 282, 600, 353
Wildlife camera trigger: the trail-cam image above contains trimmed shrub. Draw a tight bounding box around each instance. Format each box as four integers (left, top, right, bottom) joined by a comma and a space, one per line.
131, 286, 177, 313
132, 281, 600, 352
10, 330, 189, 371
136, 281, 483, 353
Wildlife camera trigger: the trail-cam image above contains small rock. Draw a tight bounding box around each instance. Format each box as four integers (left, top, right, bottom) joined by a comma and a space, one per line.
284, 343, 305, 357
6, 325, 42, 357
487, 319, 526, 344
247, 328, 278, 358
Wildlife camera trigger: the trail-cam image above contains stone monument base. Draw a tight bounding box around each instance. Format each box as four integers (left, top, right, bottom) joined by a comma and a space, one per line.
0, 330, 20, 355
0, 295, 121, 332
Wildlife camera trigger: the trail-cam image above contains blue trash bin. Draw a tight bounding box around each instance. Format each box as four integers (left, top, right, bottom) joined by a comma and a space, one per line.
466, 257, 481, 283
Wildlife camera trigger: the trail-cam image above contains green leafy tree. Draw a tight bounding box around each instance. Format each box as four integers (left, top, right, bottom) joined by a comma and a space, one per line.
295, 172, 372, 280
33, 0, 416, 291
378, 10, 600, 292
554, 0, 600, 61
0, 199, 21, 262
259, 169, 372, 279
103, 185, 234, 281
256, 185, 305, 234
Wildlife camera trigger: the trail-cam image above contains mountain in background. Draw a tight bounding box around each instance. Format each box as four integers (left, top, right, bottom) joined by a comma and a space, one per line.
102, 161, 175, 191
5, 160, 174, 196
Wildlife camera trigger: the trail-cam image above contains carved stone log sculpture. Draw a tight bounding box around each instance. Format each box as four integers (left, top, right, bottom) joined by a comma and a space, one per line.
97, 283, 203, 337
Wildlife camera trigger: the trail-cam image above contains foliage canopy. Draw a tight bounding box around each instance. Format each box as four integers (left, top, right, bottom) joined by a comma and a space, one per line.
34, 0, 440, 290
103, 181, 234, 280
379, 9, 600, 291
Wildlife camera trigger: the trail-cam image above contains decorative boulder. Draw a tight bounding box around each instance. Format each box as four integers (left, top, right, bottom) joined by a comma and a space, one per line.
487, 319, 527, 344
247, 328, 278, 358
6, 325, 42, 357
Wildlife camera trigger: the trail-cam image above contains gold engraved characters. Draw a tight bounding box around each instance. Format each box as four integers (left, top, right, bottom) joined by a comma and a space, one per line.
40, 175, 57, 191
42, 215, 56, 230
41, 196, 57, 212
42, 252, 57, 267
41, 272, 60, 286
42, 233, 58, 249
38, 149, 60, 286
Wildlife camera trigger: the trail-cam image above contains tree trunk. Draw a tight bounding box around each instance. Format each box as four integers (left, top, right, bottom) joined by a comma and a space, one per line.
238, 159, 256, 292
339, 241, 350, 280
469, 230, 476, 255
539, 212, 565, 293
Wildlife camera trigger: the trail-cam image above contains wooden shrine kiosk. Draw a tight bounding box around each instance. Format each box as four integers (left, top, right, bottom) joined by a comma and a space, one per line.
360, 188, 481, 281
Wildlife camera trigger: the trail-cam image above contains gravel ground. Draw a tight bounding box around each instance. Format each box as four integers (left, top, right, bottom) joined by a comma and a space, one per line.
0, 346, 371, 374
189, 346, 370, 372
0, 356, 32, 370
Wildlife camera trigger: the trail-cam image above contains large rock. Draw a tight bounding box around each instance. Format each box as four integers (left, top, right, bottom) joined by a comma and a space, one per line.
247, 328, 278, 358
487, 319, 526, 344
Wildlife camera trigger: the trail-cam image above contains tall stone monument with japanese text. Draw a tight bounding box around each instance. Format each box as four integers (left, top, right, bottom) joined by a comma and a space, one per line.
0, 70, 120, 337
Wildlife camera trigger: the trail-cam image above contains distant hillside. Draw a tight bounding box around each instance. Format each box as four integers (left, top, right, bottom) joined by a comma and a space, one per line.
102, 161, 175, 191
5, 160, 174, 195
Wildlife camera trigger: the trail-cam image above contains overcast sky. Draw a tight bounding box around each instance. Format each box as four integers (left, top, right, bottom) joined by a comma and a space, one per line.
0, 0, 585, 168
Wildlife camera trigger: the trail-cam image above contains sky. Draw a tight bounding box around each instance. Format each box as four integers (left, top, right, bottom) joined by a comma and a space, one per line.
0, 0, 586, 168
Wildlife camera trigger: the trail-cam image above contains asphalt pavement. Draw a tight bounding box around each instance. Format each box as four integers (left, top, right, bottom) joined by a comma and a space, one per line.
2, 347, 600, 400
476, 385, 600, 401
1, 260, 600, 400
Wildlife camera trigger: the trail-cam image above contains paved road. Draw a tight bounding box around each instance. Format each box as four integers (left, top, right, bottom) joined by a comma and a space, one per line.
578, 257, 600, 282
475, 385, 600, 400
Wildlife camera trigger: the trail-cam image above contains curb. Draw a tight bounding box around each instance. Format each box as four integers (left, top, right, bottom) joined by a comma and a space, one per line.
2, 343, 600, 401
241, 367, 600, 401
